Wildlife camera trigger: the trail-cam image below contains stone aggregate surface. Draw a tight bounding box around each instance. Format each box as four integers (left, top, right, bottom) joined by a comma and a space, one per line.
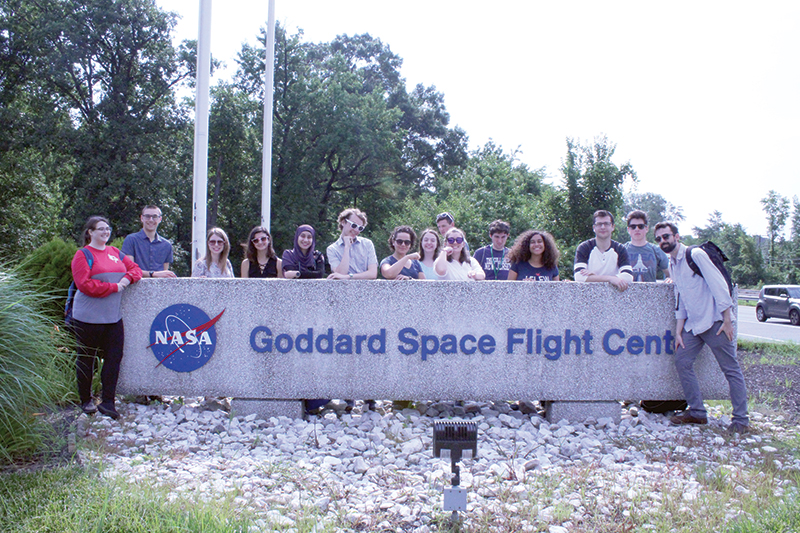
77, 400, 800, 532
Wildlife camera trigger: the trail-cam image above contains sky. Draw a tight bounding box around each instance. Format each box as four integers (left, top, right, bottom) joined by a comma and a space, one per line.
156, 0, 800, 238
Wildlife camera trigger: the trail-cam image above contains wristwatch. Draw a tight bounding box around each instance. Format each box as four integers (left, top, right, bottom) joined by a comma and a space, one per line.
149, 271, 154, 277
349, 273, 353, 279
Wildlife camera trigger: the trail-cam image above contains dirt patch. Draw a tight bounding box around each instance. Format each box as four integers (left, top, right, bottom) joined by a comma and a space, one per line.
740, 350, 800, 419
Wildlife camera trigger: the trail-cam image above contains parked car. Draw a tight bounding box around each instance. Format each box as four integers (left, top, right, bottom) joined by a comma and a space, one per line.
756, 285, 800, 325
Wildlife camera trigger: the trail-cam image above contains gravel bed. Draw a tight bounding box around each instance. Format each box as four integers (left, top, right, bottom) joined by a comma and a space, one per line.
77, 399, 800, 532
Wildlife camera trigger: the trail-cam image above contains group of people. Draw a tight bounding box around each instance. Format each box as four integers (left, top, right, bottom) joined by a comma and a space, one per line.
68, 204, 750, 434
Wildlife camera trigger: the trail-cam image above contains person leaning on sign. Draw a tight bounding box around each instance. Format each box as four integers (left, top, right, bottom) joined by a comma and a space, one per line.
326, 208, 378, 280
472, 219, 512, 280
435, 227, 485, 280
654, 222, 749, 434
241, 226, 282, 278
71, 216, 142, 419
573, 210, 633, 291
506, 229, 561, 281
380, 225, 425, 280
121, 205, 177, 279
282, 224, 326, 279
192, 228, 234, 278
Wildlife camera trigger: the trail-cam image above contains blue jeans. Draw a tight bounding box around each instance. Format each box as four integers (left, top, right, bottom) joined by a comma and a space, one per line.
674, 321, 749, 425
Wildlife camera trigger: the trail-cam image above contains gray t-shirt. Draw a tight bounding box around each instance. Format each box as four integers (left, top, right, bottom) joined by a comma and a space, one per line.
625, 242, 669, 282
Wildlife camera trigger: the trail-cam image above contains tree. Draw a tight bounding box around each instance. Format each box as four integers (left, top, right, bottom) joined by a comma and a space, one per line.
33, 0, 193, 236
692, 212, 768, 287
381, 141, 548, 259
760, 190, 790, 266
548, 135, 637, 245
234, 26, 468, 252
617, 192, 684, 241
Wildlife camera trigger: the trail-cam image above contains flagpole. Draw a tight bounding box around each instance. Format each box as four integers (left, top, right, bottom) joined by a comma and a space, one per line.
192, 0, 212, 262
261, 0, 276, 231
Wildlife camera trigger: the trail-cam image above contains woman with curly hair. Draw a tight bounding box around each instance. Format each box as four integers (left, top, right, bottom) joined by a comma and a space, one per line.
507, 230, 560, 281
241, 226, 282, 278
380, 225, 425, 280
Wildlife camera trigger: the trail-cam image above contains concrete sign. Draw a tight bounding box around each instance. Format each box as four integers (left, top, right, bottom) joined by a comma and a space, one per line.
119, 279, 732, 421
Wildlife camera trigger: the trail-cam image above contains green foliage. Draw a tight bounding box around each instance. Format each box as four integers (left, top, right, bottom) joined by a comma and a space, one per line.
691, 212, 768, 288
614, 191, 685, 242
761, 190, 790, 267
0, 268, 74, 464
19, 238, 78, 317
548, 135, 637, 245
234, 26, 468, 254
379, 142, 549, 260
0, 467, 254, 532
727, 495, 800, 532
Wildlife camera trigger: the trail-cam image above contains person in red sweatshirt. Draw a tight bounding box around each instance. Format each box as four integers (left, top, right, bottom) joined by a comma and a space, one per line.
71, 216, 142, 419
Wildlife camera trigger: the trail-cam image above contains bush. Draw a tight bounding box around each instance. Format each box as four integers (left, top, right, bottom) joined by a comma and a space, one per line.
19, 237, 78, 319
0, 267, 75, 464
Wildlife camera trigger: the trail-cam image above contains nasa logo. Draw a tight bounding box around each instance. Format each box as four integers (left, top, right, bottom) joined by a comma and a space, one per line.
148, 304, 225, 372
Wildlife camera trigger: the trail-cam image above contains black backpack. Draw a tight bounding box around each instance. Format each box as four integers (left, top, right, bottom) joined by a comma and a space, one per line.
65, 247, 126, 325
684, 241, 734, 296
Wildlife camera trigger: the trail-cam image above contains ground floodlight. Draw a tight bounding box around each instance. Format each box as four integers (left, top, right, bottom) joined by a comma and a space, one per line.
432, 420, 478, 524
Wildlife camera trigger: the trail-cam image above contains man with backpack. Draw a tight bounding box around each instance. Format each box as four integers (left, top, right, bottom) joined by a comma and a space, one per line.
653, 222, 749, 434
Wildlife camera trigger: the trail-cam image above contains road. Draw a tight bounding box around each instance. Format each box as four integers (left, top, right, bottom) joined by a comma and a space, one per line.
737, 305, 800, 344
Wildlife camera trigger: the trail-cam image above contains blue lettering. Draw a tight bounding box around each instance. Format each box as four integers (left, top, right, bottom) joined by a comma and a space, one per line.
355, 335, 367, 354
478, 335, 495, 354
250, 326, 272, 353
441, 334, 457, 354
645, 335, 661, 354
627, 335, 644, 355
335, 335, 353, 354
583, 330, 594, 354
368, 329, 386, 354
275, 333, 293, 354
507, 328, 525, 353
663, 330, 675, 355
564, 329, 581, 355
296, 328, 313, 353
421, 335, 439, 361
459, 334, 477, 355
316, 328, 334, 354
603, 329, 625, 355
398, 328, 419, 355
544, 335, 562, 360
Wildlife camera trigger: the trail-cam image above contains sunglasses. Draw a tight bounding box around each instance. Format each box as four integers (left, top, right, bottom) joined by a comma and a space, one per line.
436, 212, 454, 223
208, 239, 225, 245
252, 236, 269, 244
447, 236, 464, 244
654, 233, 673, 243
347, 220, 365, 232
628, 223, 646, 230
394, 239, 411, 246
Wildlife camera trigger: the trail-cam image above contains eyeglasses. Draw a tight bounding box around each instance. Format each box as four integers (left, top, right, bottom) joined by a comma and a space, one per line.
208, 239, 225, 246
628, 223, 646, 230
654, 233, 673, 242
252, 236, 269, 244
394, 239, 411, 246
593, 222, 612, 228
447, 236, 464, 244
142, 214, 162, 220
93, 226, 112, 232
347, 219, 365, 232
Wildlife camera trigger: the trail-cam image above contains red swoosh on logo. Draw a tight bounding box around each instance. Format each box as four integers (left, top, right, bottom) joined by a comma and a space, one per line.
152, 309, 225, 368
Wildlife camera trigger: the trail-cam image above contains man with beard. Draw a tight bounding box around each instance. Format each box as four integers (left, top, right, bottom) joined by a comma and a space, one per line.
653, 222, 749, 434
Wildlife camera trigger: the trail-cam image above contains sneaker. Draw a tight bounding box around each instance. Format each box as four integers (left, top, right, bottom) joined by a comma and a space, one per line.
81, 401, 97, 415
97, 402, 120, 420
727, 422, 750, 435
670, 412, 708, 425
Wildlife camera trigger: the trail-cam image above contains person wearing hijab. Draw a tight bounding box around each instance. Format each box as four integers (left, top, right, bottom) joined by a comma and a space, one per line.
282, 224, 326, 279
